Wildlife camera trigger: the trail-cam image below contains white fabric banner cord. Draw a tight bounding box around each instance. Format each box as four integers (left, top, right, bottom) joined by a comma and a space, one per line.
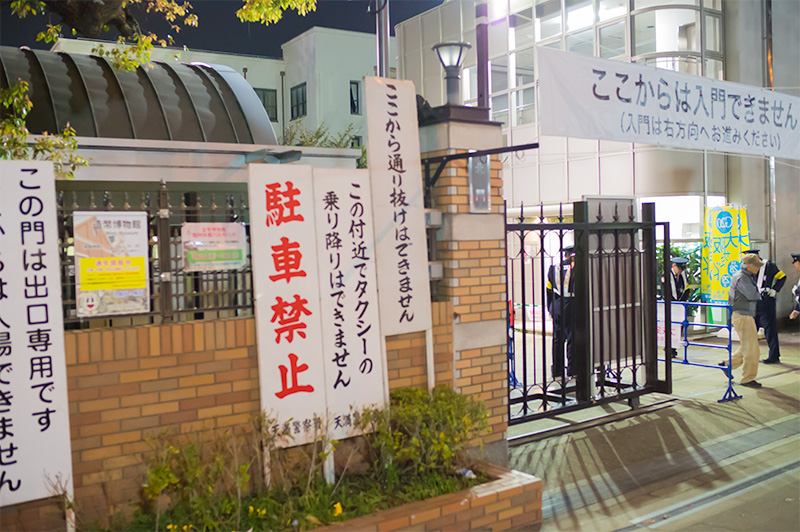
538, 48, 800, 160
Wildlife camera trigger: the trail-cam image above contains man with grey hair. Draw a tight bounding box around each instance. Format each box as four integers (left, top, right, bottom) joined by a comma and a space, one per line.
724, 253, 765, 388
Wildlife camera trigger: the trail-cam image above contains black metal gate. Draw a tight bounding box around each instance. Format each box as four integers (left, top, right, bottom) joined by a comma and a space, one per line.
506, 200, 671, 425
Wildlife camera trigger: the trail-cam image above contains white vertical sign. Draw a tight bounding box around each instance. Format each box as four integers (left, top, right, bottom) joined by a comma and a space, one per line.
312, 169, 385, 440
0, 161, 74, 507
248, 165, 327, 447
365, 77, 432, 336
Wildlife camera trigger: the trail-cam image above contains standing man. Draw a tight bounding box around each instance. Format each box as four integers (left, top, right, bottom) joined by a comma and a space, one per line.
741, 249, 786, 364
790, 254, 800, 320
726, 253, 764, 388
547, 246, 574, 379
664, 257, 692, 358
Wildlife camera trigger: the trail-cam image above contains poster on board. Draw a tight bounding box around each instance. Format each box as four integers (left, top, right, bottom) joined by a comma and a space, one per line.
73, 211, 149, 317
181, 222, 247, 272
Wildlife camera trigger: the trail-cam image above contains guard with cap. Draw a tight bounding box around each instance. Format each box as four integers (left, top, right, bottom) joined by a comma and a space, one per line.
789, 254, 800, 320
663, 257, 692, 358
741, 249, 786, 364
546, 245, 575, 379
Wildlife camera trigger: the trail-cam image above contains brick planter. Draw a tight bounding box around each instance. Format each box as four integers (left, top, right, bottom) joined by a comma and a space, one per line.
320, 462, 542, 532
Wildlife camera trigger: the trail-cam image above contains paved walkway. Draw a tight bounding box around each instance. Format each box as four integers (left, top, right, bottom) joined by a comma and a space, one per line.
509, 331, 800, 531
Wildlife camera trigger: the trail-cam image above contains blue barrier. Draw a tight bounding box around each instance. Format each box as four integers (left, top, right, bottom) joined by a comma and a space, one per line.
661, 301, 741, 403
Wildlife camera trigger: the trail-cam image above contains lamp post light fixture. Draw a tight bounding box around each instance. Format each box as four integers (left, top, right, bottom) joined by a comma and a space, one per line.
432, 41, 472, 105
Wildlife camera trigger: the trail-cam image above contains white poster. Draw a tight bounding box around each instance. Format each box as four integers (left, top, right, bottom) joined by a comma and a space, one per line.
657, 302, 686, 348
365, 76, 433, 335
248, 166, 327, 447
73, 211, 150, 317
312, 169, 385, 441
181, 222, 247, 272
0, 161, 74, 508
538, 48, 800, 160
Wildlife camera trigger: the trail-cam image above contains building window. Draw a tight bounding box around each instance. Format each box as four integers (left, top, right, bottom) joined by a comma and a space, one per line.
350, 81, 361, 115
351, 135, 363, 148
290, 83, 307, 121
254, 88, 277, 121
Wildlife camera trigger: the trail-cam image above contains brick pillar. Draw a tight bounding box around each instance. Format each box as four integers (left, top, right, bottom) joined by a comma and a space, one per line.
419, 111, 508, 465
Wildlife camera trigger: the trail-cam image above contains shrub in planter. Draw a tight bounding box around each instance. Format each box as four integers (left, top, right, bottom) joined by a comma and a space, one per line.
124, 386, 489, 531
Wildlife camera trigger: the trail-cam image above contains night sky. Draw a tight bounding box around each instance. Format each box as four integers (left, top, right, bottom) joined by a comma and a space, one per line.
0, 0, 443, 59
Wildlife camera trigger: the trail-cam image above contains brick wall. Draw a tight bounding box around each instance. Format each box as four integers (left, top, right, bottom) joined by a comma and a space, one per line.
2, 302, 457, 529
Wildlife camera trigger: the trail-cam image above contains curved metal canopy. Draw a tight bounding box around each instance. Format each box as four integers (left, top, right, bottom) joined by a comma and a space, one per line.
0, 46, 277, 145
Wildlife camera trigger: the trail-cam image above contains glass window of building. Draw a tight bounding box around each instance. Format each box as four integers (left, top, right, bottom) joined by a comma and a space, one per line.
491, 55, 509, 93
514, 87, 536, 126
510, 5, 535, 50
641, 55, 701, 76
513, 47, 535, 87
705, 58, 724, 80
254, 88, 278, 122
290, 82, 306, 121
599, 21, 627, 58
535, 0, 562, 42
489, 17, 510, 58
635, 0, 699, 8
350, 81, 361, 115
491, 93, 509, 125
634, 9, 701, 55
597, 0, 627, 22
705, 14, 721, 52
566, 0, 595, 32
566, 28, 594, 56
351, 135, 363, 148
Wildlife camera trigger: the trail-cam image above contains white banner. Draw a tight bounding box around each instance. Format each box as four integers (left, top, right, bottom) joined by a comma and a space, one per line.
365, 77, 433, 335
539, 48, 800, 160
312, 169, 385, 441
0, 161, 74, 507
249, 166, 327, 447
73, 211, 150, 317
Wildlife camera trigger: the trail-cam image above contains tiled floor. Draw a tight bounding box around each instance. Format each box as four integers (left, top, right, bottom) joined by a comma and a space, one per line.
509, 331, 800, 531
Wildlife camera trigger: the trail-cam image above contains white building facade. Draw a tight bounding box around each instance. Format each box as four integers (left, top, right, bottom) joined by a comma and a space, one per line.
396, 0, 800, 317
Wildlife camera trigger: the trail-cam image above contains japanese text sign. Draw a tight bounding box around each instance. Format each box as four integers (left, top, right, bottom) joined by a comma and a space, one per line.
181, 222, 247, 272
656, 302, 685, 348
701, 206, 750, 304
248, 166, 386, 447
365, 77, 433, 336
538, 48, 800, 160
0, 161, 74, 508
73, 211, 149, 317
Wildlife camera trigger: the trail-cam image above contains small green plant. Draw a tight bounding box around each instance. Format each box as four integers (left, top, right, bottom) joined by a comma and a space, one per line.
280, 120, 360, 149
657, 242, 702, 313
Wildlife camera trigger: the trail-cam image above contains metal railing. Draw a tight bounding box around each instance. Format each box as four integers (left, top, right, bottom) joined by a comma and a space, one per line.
56, 181, 253, 327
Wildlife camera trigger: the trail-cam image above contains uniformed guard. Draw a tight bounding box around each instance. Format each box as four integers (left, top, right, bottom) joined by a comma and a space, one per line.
546, 245, 575, 379
741, 249, 786, 364
664, 257, 692, 358
789, 253, 800, 320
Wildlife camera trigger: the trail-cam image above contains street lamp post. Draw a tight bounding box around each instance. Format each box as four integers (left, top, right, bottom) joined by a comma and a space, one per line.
432, 42, 472, 105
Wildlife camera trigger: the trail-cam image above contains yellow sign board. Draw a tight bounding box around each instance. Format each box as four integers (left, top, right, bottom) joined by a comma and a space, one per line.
79, 257, 147, 291
701, 206, 750, 303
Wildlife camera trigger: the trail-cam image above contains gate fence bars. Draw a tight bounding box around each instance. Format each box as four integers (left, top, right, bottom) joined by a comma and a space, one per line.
56, 181, 253, 327
506, 201, 672, 425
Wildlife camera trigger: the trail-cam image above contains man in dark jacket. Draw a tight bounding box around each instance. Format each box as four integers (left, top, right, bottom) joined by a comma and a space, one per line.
547, 246, 574, 379
790, 254, 800, 320
741, 249, 786, 364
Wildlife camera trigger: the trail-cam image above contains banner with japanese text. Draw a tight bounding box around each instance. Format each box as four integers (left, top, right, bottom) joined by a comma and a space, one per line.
73, 211, 149, 317
248, 166, 387, 447
365, 76, 433, 336
249, 165, 327, 447
312, 169, 385, 441
701, 206, 750, 304
538, 48, 800, 160
0, 161, 74, 508
181, 222, 247, 272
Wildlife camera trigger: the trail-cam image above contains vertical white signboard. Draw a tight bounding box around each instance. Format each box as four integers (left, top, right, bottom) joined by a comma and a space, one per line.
0, 161, 74, 508
248, 165, 327, 447
365, 77, 432, 336
312, 169, 385, 440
